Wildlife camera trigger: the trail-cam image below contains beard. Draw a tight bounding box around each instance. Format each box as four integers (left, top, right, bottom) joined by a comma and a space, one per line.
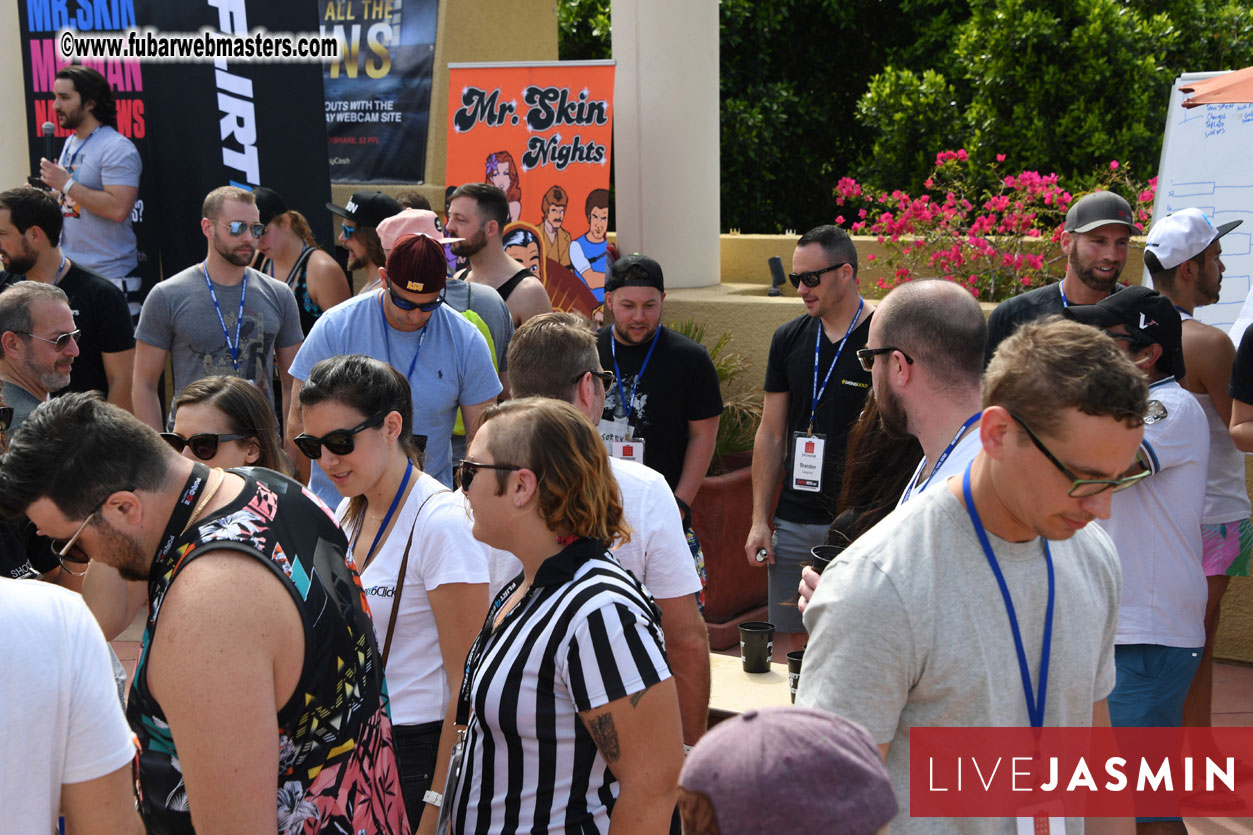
451, 228, 487, 258
212, 228, 256, 268
877, 383, 911, 440
94, 516, 153, 582
56, 105, 85, 131
1069, 246, 1122, 295
0, 240, 38, 275
25, 353, 71, 393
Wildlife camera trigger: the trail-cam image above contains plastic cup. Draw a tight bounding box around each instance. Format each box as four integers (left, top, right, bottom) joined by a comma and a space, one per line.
787, 649, 805, 703
810, 544, 845, 576
739, 621, 774, 673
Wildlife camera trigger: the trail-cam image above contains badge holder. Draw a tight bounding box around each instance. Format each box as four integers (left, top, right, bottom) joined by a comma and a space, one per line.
791, 431, 826, 492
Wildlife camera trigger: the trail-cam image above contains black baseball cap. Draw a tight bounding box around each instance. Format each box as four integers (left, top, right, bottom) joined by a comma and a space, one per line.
604, 253, 664, 294
1064, 191, 1137, 234
326, 191, 404, 228
1064, 285, 1186, 380
253, 187, 287, 227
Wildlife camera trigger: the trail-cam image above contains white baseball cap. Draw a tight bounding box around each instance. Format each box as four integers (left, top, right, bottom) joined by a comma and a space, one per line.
1144, 207, 1242, 269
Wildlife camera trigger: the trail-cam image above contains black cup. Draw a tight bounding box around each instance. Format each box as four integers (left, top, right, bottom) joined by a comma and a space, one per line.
810, 544, 845, 576
787, 649, 804, 703
739, 621, 774, 673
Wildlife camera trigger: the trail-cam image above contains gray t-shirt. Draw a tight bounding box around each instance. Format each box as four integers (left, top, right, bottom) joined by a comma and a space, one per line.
135, 264, 303, 426
57, 126, 141, 279
443, 278, 513, 373
1, 381, 44, 432
798, 483, 1120, 834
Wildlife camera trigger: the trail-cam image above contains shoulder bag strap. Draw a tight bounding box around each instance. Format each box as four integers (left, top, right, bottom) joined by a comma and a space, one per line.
381, 487, 450, 667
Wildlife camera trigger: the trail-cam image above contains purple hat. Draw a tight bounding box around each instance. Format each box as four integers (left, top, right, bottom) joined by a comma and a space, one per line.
679, 707, 897, 835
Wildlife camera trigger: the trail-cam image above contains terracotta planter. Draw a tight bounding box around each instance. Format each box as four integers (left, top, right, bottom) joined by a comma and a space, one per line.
690, 461, 767, 625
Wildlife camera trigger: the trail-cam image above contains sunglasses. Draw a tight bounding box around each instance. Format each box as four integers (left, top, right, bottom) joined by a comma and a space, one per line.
223, 220, 265, 238
1009, 413, 1152, 497
341, 222, 356, 238
0, 405, 12, 432
788, 262, 847, 288
294, 412, 385, 459
161, 431, 249, 461
21, 328, 81, 352
388, 287, 445, 313
456, 459, 522, 491
856, 346, 915, 372
570, 369, 616, 387
49, 492, 118, 576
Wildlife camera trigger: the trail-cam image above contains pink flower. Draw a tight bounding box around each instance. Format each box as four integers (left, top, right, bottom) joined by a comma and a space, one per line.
836, 215, 845, 225
957, 149, 968, 161
1109, 160, 1119, 170
996, 154, 1006, 162
866, 253, 876, 262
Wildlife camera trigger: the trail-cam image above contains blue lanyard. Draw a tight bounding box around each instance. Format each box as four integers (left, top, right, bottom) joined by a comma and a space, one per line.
611, 327, 661, 426
200, 261, 247, 373
379, 290, 428, 381
900, 412, 982, 504
24, 255, 67, 285
60, 125, 101, 171
1058, 282, 1069, 309
961, 462, 1053, 728
353, 459, 413, 570
809, 298, 864, 433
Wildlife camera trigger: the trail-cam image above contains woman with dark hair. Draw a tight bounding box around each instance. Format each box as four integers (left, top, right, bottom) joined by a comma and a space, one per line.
485, 150, 522, 222
448, 397, 682, 834
253, 187, 352, 335
164, 375, 290, 474
297, 354, 489, 832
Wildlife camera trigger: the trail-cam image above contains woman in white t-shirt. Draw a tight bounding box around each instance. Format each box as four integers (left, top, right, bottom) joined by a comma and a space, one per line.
296, 354, 489, 832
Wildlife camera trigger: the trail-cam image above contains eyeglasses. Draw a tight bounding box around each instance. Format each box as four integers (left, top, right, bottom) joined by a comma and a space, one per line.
20, 329, 81, 352
49, 493, 115, 576
856, 346, 915, 372
571, 369, 616, 388
456, 459, 522, 492
388, 287, 445, 313
222, 220, 265, 238
0, 406, 14, 432
1109, 333, 1151, 351
161, 431, 249, 461
788, 263, 847, 288
293, 412, 386, 459
341, 222, 356, 238
1009, 413, 1151, 497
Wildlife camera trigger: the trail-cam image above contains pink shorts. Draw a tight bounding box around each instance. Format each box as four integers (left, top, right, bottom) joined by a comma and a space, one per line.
1201, 519, 1253, 577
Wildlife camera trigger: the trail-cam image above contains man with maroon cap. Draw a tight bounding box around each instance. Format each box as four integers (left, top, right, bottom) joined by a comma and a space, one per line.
985, 190, 1138, 362
288, 233, 500, 507
326, 190, 404, 293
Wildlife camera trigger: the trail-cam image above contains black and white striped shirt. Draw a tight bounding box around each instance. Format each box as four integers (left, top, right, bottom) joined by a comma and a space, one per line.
449, 538, 671, 834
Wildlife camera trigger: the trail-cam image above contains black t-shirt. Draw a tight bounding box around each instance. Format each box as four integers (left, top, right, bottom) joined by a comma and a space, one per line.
985, 281, 1123, 365
597, 326, 724, 489
1229, 325, 1253, 403
764, 312, 872, 524
0, 264, 135, 397
0, 518, 58, 579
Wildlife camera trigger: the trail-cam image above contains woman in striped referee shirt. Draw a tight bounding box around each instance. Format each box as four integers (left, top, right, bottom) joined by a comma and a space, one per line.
446, 397, 684, 833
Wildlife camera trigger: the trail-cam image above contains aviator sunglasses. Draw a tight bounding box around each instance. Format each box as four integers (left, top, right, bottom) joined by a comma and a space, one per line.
161, 431, 249, 461
222, 220, 265, 238
788, 262, 848, 289
20, 328, 81, 352
456, 459, 522, 491
294, 411, 386, 459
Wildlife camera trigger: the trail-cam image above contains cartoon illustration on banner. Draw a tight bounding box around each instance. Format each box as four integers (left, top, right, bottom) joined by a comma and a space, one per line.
447, 61, 614, 317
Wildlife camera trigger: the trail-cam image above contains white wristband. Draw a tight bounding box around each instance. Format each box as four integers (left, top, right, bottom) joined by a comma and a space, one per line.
62, 178, 76, 196
423, 790, 443, 808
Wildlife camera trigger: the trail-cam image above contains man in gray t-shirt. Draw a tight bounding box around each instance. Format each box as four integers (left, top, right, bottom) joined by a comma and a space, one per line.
133, 187, 302, 431
799, 319, 1149, 833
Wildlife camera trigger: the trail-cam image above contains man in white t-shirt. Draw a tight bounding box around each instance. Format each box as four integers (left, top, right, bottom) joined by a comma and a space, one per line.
497, 312, 709, 745
796, 279, 986, 614
798, 318, 1147, 833
1, 578, 140, 833
1066, 289, 1209, 730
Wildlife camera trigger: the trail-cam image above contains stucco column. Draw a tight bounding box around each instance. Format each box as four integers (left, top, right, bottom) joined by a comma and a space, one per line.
0, 2, 32, 188
611, 0, 719, 288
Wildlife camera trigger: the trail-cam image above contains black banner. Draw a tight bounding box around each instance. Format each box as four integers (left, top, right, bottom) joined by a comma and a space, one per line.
320, 0, 437, 183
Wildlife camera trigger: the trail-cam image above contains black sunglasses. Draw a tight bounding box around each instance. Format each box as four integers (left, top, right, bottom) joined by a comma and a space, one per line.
788, 263, 847, 288
21, 328, 81, 352
294, 412, 386, 459
856, 346, 915, 372
1009, 413, 1151, 497
0, 405, 13, 432
571, 369, 616, 387
223, 220, 265, 238
456, 458, 522, 491
161, 431, 249, 461
388, 286, 445, 313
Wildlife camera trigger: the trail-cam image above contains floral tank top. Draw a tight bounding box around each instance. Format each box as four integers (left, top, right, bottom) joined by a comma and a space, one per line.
126, 464, 409, 834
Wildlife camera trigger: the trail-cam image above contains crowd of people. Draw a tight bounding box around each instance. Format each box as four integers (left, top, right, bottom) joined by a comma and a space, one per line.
0, 64, 1248, 835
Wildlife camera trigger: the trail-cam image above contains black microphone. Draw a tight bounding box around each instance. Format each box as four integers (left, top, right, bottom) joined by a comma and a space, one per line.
42, 121, 55, 164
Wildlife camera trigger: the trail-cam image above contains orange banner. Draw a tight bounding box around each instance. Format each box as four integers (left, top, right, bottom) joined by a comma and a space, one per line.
447, 60, 615, 316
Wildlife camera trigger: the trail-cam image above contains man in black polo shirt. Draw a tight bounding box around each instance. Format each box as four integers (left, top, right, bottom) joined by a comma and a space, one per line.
597, 254, 722, 576
0, 188, 134, 410
745, 225, 873, 657
985, 190, 1137, 363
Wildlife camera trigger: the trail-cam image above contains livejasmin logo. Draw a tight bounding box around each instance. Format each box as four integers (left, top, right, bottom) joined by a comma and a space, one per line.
926, 754, 1234, 794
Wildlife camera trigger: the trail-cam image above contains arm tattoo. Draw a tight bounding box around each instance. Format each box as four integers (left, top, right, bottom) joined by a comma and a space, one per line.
628, 691, 645, 708
584, 713, 622, 763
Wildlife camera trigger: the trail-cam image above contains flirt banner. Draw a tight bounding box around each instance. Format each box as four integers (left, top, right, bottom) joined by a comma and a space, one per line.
446, 60, 614, 316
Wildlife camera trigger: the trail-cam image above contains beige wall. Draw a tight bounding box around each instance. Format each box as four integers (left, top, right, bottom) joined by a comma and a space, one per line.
0, 2, 33, 187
